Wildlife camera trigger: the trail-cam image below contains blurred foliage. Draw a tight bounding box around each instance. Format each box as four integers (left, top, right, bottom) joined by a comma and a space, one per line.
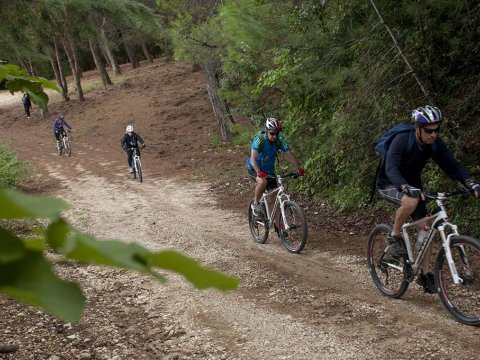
0, 143, 30, 189
0, 189, 239, 323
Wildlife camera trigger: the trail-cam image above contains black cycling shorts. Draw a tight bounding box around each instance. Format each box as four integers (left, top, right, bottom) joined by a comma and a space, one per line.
378, 185, 427, 220
247, 168, 278, 190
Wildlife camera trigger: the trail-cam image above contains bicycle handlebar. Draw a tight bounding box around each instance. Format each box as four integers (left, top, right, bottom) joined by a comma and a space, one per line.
423, 188, 472, 201
266, 171, 300, 180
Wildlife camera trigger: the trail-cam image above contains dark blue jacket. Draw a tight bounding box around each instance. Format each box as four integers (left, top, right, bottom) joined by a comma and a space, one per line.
121, 132, 144, 149
376, 132, 470, 190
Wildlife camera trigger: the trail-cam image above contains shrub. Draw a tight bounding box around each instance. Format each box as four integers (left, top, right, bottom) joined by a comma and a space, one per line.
0, 143, 30, 188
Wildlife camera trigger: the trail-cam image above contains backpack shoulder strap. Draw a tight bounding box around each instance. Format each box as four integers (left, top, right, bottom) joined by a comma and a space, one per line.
257, 131, 265, 152
405, 129, 416, 153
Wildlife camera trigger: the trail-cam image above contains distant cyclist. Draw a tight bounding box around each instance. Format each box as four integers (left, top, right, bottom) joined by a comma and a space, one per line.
120, 125, 146, 174
21, 93, 32, 118
53, 113, 72, 155
247, 117, 304, 216
376, 105, 479, 292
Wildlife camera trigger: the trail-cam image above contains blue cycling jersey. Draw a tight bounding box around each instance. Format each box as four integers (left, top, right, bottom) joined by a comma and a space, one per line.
247, 132, 290, 174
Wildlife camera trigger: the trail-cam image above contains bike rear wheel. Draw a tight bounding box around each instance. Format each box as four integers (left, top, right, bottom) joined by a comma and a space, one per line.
248, 200, 268, 244
136, 158, 142, 182
278, 200, 307, 253
367, 224, 409, 298
435, 235, 480, 326
63, 138, 71, 157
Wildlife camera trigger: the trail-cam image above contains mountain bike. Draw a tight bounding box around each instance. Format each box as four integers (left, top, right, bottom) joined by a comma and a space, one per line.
129, 147, 143, 182
367, 188, 480, 326
248, 172, 307, 253
57, 130, 71, 157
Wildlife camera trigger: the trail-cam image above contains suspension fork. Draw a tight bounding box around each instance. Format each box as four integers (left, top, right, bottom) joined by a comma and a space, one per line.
438, 224, 463, 284
278, 189, 291, 230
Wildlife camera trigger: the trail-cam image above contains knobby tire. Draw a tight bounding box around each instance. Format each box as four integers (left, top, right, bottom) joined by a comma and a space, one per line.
278, 200, 307, 253
248, 200, 268, 244
367, 224, 409, 298
136, 159, 142, 183
435, 235, 480, 326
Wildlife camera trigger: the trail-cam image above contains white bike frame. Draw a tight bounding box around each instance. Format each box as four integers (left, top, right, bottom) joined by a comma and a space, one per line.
128, 147, 141, 172
260, 176, 292, 230
400, 193, 464, 284
62, 133, 69, 150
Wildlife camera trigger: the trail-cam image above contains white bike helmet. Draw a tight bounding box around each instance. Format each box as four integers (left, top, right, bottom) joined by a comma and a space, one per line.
411, 105, 443, 126
126, 125, 134, 132
265, 117, 282, 132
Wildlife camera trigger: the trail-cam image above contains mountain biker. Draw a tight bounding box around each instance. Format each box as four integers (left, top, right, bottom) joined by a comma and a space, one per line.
21, 93, 32, 118
53, 113, 72, 154
376, 105, 480, 292
247, 118, 304, 217
120, 125, 146, 174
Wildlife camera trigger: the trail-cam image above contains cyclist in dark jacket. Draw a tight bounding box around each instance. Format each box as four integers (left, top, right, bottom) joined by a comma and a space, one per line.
120, 124, 146, 173
53, 113, 73, 154
376, 105, 480, 292
21, 93, 32, 118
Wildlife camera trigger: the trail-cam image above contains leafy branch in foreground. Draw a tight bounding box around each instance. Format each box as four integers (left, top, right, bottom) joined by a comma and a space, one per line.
0, 63, 59, 109
0, 189, 239, 323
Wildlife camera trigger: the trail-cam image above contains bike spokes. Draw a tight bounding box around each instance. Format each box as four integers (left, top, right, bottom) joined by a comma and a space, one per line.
436, 236, 480, 326
279, 201, 307, 253
248, 202, 268, 244
367, 224, 409, 298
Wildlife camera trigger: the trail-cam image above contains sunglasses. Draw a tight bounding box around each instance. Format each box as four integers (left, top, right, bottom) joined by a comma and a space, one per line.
422, 127, 440, 134
268, 132, 279, 136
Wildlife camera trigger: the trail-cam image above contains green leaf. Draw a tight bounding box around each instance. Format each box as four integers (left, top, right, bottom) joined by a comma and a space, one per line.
0, 251, 85, 323
47, 221, 163, 278
46, 221, 238, 291
0, 189, 68, 219
46, 219, 70, 251
0, 227, 25, 264
145, 250, 239, 291
21, 237, 45, 252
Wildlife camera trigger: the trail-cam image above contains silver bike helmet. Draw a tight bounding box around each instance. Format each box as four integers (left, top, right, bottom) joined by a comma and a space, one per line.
411, 105, 443, 126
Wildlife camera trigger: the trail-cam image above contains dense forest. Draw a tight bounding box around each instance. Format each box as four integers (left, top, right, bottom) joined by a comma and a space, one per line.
1, 0, 479, 218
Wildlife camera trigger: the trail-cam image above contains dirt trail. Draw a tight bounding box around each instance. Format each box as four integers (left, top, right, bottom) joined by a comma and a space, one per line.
1, 60, 479, 359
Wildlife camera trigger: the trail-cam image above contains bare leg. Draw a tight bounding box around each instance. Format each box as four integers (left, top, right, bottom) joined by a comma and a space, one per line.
254, 177, 267, 204
392, 196, 419, 235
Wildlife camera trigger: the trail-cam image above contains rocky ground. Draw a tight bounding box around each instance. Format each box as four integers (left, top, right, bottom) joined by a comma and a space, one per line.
0, 60, 479, 359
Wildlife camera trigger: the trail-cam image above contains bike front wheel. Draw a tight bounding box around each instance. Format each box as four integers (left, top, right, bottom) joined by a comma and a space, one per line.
278, 200, 307, 253
63, 138, 71, 157
367, 224, 409, 298
248, 201, 268, 244
435, 235, 480, 326
135, 158, 142, 182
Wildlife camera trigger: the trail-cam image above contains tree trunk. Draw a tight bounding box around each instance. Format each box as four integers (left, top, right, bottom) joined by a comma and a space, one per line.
100, 27, 121, 75
121, 28, 139, 69
49, 55, 65, 99
100, 44, 112, 69
18, 59, 32, 76
141, 43, 153, 63
368, 0, 430, 100
53, 36, 70, 101
62, 32, 85, 101
204, 60, 234, 141
89, 40, 112, 87
28, 61, 38, 77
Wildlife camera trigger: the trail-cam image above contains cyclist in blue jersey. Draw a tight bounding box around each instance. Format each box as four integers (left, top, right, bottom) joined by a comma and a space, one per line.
120, 124, 146, 174
53, 113, 72, 154
247, 118, 304, 216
